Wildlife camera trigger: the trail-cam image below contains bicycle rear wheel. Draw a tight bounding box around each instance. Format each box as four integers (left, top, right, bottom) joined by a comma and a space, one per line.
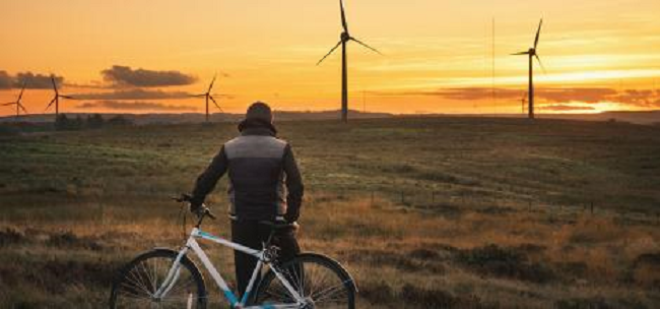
253, 253, 356, 309
109, 249, 207, 309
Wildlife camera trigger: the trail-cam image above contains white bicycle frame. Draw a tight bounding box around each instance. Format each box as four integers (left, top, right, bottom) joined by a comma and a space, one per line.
153, 227, 304, 309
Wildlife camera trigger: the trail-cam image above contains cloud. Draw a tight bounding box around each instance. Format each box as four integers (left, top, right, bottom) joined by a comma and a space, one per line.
15, 72, 64, 89
101, 65, 196, 87
69, 89, 196, 100
398, 88, 523, 101
540, 104, 596, 111
613, 89, 660, 108
0, 71, 65, 89
63, 81, 112, 90
538, 88, 617, 104
77, 100, 197, 111
384, 87, 660, 108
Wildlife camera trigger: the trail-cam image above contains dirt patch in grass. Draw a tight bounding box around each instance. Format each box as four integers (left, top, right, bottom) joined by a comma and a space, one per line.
346, 249, 446, 274
46, 231, 103, 251
0, 228, 25, 247
39, 260, 116, 292
555, 261, 589, 280
361, 281, 492, 309
631, 252, 660, 288
556, 297, 649, 309
555, 297, 615, 309
400, 284, 492, 309
456, 244, 555, 283
409, 248, 441, 259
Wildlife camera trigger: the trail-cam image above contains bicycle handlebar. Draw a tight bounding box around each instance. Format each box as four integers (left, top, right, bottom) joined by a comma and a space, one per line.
172, 193, 217, 222
171, 194, 297, 229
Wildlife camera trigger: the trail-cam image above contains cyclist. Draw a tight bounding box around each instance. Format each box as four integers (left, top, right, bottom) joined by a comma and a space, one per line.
189, 101, 304, 298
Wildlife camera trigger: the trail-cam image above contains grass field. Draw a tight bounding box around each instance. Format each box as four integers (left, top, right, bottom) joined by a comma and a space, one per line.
1, 117, 659, 308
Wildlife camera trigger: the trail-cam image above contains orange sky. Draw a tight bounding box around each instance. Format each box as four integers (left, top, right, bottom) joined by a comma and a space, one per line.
1, 0, 660, 117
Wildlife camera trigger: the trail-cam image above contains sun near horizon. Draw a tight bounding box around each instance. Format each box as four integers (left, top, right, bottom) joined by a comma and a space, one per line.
1, 0, 660, 117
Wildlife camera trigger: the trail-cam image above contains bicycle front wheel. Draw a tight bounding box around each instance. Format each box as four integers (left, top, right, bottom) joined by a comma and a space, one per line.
109, 249, 207, 309
253, 253, 356, 309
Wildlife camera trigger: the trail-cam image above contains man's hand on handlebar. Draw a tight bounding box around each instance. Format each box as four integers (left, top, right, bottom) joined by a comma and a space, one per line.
172, 193, 217, 220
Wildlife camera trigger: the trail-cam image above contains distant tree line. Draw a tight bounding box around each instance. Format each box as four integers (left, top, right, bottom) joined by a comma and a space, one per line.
55, 114, 133, 131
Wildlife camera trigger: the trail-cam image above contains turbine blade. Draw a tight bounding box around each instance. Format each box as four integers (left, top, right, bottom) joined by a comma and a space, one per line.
51, 75, 58, 94
19, 103, 28, 114
511, 51, 530, 55
210, 96, 223, 112
350, 37, 382, 55
2, 102, 15, 106
340, 0, 348, 32
17, 81, 27, 101
535, 54, 547, 74
208, 74, 217, 93
45, 97, 57, 111
534, 18, 543, 49
60, 95, 74, 99
317, 40, 343, 65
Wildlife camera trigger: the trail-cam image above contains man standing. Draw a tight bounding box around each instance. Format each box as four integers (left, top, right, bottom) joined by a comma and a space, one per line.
189, 102, 304, 297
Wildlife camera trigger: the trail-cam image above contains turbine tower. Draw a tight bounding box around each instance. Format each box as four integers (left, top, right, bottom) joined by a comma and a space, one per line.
317, 0, 381, 123
2, 82, 28, 120
195, 75, 222, 123
45, 75, 73, 117
512, 19, 545, 119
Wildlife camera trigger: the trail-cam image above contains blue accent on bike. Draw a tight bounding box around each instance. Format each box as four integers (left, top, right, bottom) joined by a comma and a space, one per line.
223, 289, 238, 306
198, 230, 222, 241
240, 288, 251, 305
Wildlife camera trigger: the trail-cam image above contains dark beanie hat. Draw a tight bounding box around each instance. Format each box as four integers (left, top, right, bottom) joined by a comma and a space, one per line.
245, 101, 273, 123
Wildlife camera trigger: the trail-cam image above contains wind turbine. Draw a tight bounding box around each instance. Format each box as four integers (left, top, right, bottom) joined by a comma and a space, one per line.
512, 19, 545, 119
45, 75, 73, 117
317, 0, 381, 123
195, 75, 222, 123
2, 81, 29, 121
521, 91, 527, 115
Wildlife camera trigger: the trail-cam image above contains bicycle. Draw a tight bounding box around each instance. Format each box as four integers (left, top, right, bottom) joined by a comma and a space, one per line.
109, 194, 357, 308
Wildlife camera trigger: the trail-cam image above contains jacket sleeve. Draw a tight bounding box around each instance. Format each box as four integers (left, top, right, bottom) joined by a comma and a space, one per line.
191, 146, 229, 207
283, 144, 304, 222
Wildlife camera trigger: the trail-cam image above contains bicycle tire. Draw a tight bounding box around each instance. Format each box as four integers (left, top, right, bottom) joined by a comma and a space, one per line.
252, 253, 356, 309
109, 248, 207, 309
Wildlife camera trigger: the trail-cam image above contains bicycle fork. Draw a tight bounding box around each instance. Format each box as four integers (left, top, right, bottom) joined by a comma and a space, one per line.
153, 247, 189, 300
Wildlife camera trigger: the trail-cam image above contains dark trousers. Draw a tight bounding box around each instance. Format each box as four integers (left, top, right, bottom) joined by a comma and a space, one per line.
231, 220, 300, 298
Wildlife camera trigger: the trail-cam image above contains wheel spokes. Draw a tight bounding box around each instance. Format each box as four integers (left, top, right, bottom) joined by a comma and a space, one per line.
258, 258, 351, 308
114, 256, 202, 308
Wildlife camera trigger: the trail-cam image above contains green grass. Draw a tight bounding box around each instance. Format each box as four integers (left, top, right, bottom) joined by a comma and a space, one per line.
1, 117, 659, 308
2, 117, 659, 211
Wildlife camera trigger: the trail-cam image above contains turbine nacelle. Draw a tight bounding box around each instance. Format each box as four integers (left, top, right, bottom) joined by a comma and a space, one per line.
341, 32, 350, 42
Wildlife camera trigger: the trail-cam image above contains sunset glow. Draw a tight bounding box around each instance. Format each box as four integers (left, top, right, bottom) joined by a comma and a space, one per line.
1, 0, 660, 116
